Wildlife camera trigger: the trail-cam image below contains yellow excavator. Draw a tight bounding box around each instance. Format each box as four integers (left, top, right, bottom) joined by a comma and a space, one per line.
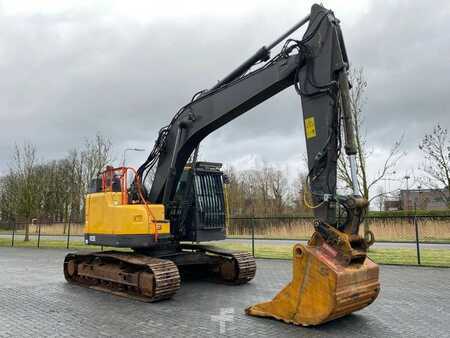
64, 4, 379, 326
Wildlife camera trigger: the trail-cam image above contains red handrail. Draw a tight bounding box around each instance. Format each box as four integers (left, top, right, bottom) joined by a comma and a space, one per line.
99, 166, 159, 242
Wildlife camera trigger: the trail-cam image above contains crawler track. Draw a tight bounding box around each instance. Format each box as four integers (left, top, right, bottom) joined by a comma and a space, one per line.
64, 251, 180, 302
230, 252, 257, 284
180, 244, 256, 284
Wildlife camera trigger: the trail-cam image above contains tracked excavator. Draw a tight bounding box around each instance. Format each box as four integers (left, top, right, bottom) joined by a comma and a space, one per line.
64, 4, 379, 326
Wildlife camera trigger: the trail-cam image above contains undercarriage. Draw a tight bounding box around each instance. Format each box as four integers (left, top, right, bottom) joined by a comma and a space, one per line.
64, 244, 256, 302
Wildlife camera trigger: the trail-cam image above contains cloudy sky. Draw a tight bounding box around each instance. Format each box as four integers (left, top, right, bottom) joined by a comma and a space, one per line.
1, 0, 449, 194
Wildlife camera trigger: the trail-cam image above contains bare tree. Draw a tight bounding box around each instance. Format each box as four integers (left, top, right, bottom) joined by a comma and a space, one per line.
11, 143, 40, 241
0, 171, 20, 223
268, 167, 288, 215
81, 133, 112, 190
337, 67, 405, 204
418, 124, 450, 206
223, 166, 243, 216
292, 170, 312, 214
0, 133, 113, 233
222, 164, 292, 217
240, 169, 261, 216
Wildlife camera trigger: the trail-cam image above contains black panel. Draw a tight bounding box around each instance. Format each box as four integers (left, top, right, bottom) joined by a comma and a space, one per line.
85, 233, 171, 248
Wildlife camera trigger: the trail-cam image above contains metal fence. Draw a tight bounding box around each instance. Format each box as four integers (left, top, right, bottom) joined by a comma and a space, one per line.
0, 221, 84, 249
1, 215, 449, 266
227, 215, 450, 266
227, 215, 450, 242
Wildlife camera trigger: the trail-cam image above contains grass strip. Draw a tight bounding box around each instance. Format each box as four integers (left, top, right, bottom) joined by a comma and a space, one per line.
1, 238, 449, 267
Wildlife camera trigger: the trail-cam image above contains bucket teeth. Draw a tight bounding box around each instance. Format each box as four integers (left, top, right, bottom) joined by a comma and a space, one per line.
246, 243, 380, 326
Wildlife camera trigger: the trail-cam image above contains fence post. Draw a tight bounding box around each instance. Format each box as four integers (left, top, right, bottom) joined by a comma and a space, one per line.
414, 216, 421, 265
11, 222, 16, 247
251, 219, 255, 257
37, 223, 41, 248
66, 222, 71, 249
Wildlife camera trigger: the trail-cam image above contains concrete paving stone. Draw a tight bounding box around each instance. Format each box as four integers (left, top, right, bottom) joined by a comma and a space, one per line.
0, 247, 449, 337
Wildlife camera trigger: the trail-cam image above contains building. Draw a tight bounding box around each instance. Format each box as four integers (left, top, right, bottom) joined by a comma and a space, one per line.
383, 199, 401, 211
384, 188, 449, 211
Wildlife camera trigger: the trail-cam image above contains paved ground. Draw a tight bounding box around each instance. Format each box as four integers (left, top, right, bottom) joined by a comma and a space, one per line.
0, 248, 449, 337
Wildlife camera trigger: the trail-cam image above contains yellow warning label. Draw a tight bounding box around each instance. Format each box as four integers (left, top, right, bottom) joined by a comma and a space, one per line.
305, 117, 316, 139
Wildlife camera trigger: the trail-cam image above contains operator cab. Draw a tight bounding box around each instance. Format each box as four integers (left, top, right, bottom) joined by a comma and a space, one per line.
171, 161, 227, 242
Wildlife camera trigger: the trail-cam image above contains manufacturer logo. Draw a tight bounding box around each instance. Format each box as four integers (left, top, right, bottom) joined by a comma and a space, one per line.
211, 307, 234, 334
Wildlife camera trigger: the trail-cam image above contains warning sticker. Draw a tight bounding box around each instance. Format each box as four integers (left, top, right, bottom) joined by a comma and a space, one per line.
305, 117, 316, 139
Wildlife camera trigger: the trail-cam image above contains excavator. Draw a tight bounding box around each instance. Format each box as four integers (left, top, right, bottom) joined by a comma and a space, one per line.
64, 4, 379, 326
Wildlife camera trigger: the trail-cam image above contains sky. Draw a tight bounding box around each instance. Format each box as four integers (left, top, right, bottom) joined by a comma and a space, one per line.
1, 0, 449, 196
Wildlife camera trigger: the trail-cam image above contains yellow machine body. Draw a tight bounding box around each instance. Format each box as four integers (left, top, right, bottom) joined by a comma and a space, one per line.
64, 166, 256, 302
246, 237, 380, 326
84, 191, 170, 246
